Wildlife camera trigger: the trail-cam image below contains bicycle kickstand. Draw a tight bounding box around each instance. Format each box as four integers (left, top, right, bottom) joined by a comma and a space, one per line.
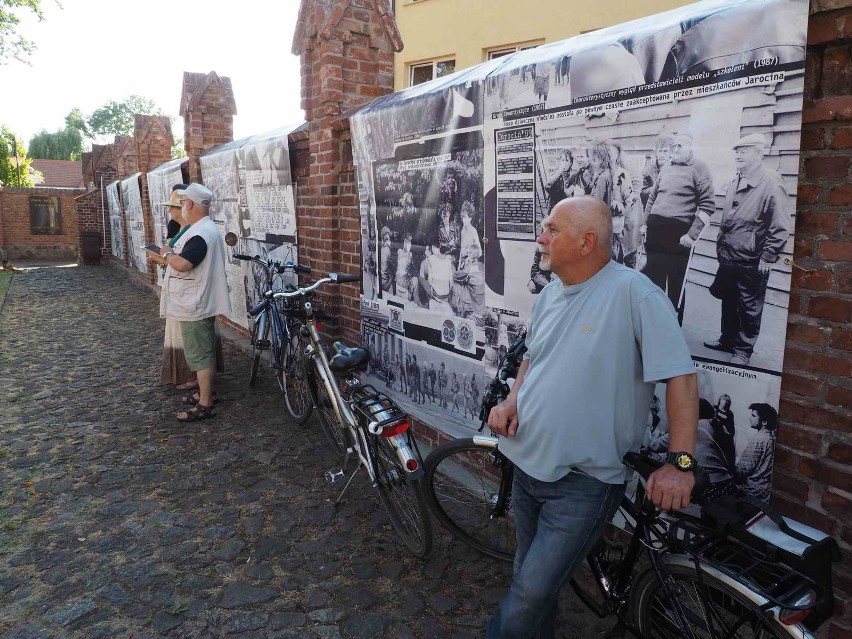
333, 466, 361, 505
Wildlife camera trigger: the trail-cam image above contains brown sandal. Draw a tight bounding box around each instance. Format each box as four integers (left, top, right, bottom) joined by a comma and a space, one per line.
176, 380, 199, 391
176, 403, 216, 422
181, 391, 218, 406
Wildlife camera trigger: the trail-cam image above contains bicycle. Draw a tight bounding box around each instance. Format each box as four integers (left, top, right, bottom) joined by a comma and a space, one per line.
268, 272, 433, 559
424, 334, 837, 638
228, 239, 314, 424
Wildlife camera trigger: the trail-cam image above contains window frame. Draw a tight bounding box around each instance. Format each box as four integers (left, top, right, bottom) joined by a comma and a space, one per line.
408, 57, 456, 87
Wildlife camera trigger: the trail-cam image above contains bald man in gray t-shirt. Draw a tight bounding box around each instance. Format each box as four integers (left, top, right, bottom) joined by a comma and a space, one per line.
486, 197, 698, 639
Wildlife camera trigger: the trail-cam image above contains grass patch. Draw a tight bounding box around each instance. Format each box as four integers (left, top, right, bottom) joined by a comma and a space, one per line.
0, 271, 12, 297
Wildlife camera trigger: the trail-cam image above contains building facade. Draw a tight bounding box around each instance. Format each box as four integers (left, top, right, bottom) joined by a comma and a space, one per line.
392, 0, 698, 88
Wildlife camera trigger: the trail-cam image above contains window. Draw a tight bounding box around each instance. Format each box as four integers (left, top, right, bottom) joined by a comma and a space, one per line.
409, 59, 456, 86
487, 42, 542, 61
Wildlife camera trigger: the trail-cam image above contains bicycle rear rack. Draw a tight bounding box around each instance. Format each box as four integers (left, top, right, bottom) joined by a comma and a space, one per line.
349, 384, 408, 433
668, 517, 830, 616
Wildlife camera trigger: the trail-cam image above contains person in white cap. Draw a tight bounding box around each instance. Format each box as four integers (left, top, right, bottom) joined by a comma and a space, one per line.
705, 134, 792, 366
157, 183, 232, 421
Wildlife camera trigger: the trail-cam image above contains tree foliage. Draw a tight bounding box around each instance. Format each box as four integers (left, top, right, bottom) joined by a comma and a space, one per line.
87, 95, 160, 137
29, 126, 82, 160
0, 125, 36, 187
0, 0, 46, 65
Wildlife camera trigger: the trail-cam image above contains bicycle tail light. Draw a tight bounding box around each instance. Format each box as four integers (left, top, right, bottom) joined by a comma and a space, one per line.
380, 420, 410, 437
778, 589, 816, 626
405, 457, 419, 472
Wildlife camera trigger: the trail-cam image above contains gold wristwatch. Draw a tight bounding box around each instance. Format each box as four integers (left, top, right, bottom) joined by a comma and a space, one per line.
665, 451, 697, 472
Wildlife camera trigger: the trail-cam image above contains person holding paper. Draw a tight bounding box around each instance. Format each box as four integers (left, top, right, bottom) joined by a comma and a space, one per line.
157, 183, 231, 422
148, 185, 197, 391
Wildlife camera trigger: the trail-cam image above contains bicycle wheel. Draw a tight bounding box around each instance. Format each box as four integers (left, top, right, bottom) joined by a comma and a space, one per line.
281, 332, 313, 424
371, 434, 432, 558
424, 438, 515, 562
308, 362, 347, 456
249, 312, 269, 388
630, 563, 793, 639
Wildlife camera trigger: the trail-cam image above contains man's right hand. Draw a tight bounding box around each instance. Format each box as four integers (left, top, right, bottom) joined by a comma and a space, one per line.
488, 396, 519, 438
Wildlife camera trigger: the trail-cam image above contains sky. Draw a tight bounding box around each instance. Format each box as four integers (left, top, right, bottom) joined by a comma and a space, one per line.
0, 0, 305, 148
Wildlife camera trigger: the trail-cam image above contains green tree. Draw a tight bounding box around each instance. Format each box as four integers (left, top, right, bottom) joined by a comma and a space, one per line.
29, 126, 82, 160
86, 95, 161, 138
0, 125, 36, 187
172, 137, 186, 160
0, 0, 46, 65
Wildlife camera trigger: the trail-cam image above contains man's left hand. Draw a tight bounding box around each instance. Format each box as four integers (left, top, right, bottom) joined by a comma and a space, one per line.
678, 234, 695, 249
758, 259, 773, 275
646, 464, 695, 511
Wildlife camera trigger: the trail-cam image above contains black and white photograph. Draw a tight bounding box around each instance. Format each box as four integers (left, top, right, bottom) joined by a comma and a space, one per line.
28, 195, 62, 235
367, 132, 485, 323
360, 304, 487, 440
200, 135, 299, 331
146, 158, 187, 287
236, 129, 297, 242
120, 173, 146, 275
353, 0, 808, 459
106, 181, 124, 260
639, 366, 780, 503
480, 307, 527, 376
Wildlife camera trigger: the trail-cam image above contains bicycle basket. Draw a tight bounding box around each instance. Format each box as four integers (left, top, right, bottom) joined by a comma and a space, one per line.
673, 496, 840, 630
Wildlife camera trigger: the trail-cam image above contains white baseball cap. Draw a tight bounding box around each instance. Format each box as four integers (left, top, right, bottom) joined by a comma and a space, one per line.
176, 183, 214, 206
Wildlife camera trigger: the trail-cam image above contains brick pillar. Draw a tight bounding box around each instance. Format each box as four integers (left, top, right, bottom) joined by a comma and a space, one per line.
180, 71, 236, 184
291, 0, 402, 341
776, 3, 852, 637
75, 144, 120, 263
135, 115, 175, 282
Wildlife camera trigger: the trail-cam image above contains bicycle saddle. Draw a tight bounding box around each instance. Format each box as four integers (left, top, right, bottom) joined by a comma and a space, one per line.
329, 341, 371, 372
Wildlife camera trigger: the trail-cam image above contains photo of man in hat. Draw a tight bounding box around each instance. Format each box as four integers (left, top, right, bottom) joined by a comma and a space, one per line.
704, 134, 792, 366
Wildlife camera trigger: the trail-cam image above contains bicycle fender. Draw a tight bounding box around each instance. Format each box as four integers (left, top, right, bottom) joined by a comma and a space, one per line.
662, 554, 816, 639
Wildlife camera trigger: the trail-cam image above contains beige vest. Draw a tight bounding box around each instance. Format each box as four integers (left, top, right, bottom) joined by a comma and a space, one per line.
160, 216, 232, 320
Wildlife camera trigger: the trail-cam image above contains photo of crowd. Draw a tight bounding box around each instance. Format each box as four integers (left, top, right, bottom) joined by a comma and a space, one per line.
366, 137, 486, 322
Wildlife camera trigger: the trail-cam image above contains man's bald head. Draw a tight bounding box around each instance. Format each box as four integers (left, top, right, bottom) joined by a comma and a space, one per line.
551, 196, 612, 255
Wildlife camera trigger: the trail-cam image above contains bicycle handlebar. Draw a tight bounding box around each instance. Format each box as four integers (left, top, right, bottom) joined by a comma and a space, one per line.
233, 253, 311, 275
267, 272, 360, 301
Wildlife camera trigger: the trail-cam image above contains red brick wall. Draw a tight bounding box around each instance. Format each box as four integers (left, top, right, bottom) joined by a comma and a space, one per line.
0, 188, 84, 260
774, 4, 852, 636
291, 0, 400, 343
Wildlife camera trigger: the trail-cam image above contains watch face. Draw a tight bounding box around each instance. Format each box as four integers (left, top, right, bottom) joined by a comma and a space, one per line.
676, 453, 695, 470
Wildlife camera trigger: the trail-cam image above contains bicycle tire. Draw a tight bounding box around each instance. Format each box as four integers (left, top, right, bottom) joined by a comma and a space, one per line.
282, 331, 313, 424
424, 438, 515, 562
630, 563, 795, 639
249, 312, 268, 388
308, 361, 347, 456
371, 434, 432, 558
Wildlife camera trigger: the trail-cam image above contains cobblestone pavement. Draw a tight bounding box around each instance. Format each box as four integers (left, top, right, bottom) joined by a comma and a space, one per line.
0, 264, 615, 639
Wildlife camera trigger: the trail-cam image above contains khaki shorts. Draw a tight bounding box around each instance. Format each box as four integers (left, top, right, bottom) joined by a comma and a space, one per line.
180, 317, 216, 371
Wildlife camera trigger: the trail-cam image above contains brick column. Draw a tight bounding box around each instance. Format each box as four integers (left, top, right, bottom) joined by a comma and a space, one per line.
180, 71, 236, 184
135, 115, 175, 282
291, 0, 402, 342
75, 144, 119, 263
776, 3, 852, 637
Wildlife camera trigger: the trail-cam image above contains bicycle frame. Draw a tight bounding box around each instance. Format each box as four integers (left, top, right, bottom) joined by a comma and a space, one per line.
281, 290, 423, 488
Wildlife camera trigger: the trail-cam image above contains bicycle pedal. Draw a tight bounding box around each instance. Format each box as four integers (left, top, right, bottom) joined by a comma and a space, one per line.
324, 467, 345, 484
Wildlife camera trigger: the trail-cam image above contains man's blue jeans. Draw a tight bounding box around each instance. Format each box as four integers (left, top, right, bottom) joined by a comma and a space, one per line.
486, 467, 626, 639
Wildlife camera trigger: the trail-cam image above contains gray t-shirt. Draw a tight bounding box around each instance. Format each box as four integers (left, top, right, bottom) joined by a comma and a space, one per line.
499, 261, 694, 484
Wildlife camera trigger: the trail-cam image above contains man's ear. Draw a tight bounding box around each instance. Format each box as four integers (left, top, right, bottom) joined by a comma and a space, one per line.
580, 231, 597, 256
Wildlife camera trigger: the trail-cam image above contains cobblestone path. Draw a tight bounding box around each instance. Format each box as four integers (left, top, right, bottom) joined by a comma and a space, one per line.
0, 265, 612, 639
